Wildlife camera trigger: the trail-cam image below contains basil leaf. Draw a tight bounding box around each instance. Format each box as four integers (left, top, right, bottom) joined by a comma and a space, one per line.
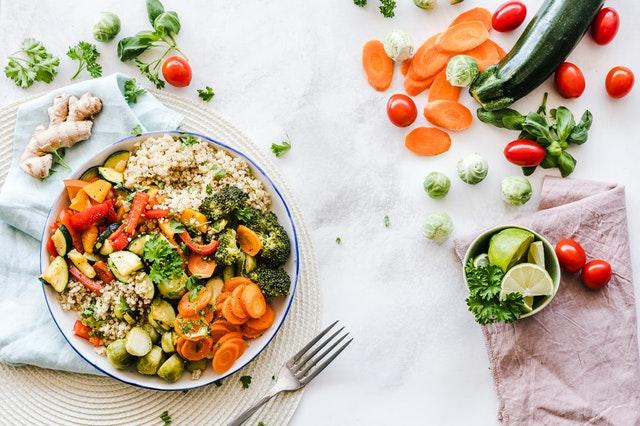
523, 113, 554, 145
540, 155, 558, 169
568, 110, 593, 145
117, 33, 157, 61
557, 151, 576, 177
154, 11, 180, 36
146, 0, 165, 25
554, 107, 575, 142
522, 166, 536, 176
477, 108, 524, 130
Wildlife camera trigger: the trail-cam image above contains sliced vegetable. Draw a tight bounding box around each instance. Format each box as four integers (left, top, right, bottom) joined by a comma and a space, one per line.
236, 225, 261, 257
157, 354, 184, 383
424, 100, 473, 131
67, 249, 96, 278
180, 337, 213, 361
94, 260, 114, 284
137, 345, 165, 375
450, 7, 492, 30
409, 34, 450, 80
179, 232, 219, 255
108, 251, 143, 277
403, 74, 436, 96
64, 179, 87, 199
73, 320, 92, 339
40, 256, 69, 292
51, 224, 72, 256
125, 192, 149, 235
81, 225, 99, 254
404, 127, 451, 156
69, 190, 91, 212
94, 222, 121, 252
181, 208, 208, 233
429, 70, 461, 102
362, 40, 394, 91
106, 339, 133, 369
69, 202, 111, 230
188, 253, 217, 279
125, 326, 152, 357
143, 208, 171, 219
97, 167, 123, 185
103, 150, 130, 173
464, 40, 504, 71
161, 331, 176, 353
79, 166, 100, 182
435, 21, 489, 53
82, 179, 112, 203
177, 286, 212, 317
241, 283, 267, 319
148, 299, 176, 332
69, 264, 102, 293
127, 234, 152, 256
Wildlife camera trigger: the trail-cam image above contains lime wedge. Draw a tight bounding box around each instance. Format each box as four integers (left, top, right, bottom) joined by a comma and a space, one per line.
488, 228, 534, 272
522, 296, 534, 313
500, 263, 554, 300
473, 253, 490, 268
527, 241, 545, 268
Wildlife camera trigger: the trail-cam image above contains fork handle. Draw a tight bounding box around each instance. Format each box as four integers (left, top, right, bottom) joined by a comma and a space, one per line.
226, 392, 280, 426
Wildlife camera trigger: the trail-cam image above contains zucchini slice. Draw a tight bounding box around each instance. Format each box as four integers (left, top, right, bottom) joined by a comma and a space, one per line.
51, 224, 72, 256
127, 234, 152, 256
108, 257, 132, 282
103, 150, 130, 173
109, 251, 143, 277
40, 256, 69, 292
94, 222, 121, 252
98, 167, 124, 185
67, 249, 96, 278
79, 166, 100, 182
100, 239, 115, 256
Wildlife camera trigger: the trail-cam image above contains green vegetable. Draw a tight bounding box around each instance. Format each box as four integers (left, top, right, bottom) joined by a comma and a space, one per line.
422, 212, 453, 242
240, 375, 252, 389
271, 137, 291, 158
186, 359, 208, 372
353, 0, 367, 6
446, 55, 478, 87
383, 30, 413, 63
148, 299, 176, 331
465, 259, 526, 325
157, 273, 189, 299
259, 224, 291, 266
124, 79, 146, 103
197, 86, 215, 102
449, 0, 464, 4
383, 215, 390, 228
157, 354, 184, 383
456, 154, 488, 185
469, 0, 605, 110
160, 410, 172, 426
423, 172, 450, 199
161, 331, 176, 353
67, 41, 102, 79
137, 345, 165, 375
215, 229, 243, 266
93, 12, 121, 42
249, 265, 291, 298
143, 235, 184, 284
106, 339, 133, 369
125, 326, 153, 357
379, 0, 397, 17
4, 39, 59, 88
130, 125, 143, 136
199, 185, 248, 222
336, 236, 342, 245
501, 176, 532, 206
414, 0, 436, 9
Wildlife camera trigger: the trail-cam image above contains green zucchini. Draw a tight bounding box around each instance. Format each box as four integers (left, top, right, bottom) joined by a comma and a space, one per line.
51, 224, 72, 256
469, 0, 604, 110
67, 249, 96, 278
127, 234, 152, 256
94, 222, 121, 252
79, 166, 100, 182
100, 239, 115, 256
109, 251, 144, 277
103, 150, 130, 173
40, 256, 69, 292
98, 167, 124, 185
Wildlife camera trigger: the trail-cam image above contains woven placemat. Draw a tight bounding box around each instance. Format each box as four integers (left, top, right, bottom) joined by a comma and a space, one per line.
0, 90, 321, 425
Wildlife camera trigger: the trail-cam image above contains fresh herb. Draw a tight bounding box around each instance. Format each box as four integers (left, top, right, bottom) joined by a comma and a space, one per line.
465, 260, 526, 325
178, 133, 198, 146
152, 179, 165, 189
185, 276, 202, 301
271, 137, 291, 158
336, 236, 342, 245
240, 375, 252, 389
271, 375, 275, 380
383, 215, 390, 228
477, 93, 592, 177
353, 0, 367, 6
117, 0, 185, 88
379, 0, 397, 17
67, 41, 102, 79
197, 86, 215, 102
169, 219, 185, 233
82, 301, 96, 318
214, 380, 223, 387
124, 78, 146, 103
160, 410, 172, 425
130, 125, 143, 136
210, 163, 226, 180
51, 148, 71, 173
4, 39, 60, 88
258, 423, 266, 426
205, 184, 214, 195
143, 235, 184, 283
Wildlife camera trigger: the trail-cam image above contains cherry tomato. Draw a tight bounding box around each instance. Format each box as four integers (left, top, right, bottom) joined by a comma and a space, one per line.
503, 139, 546, 167
162, 55, 192, 87
590, 7, 620, 45
555, 239, 586, 273
581, 260, 612, 289
386, 94, 417, 127
605, 66, 634, 99
492, 1, 527, 32
554, 62, 586, 99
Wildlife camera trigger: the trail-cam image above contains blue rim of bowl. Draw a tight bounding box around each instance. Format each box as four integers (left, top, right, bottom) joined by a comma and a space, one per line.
39, 130, 300, 391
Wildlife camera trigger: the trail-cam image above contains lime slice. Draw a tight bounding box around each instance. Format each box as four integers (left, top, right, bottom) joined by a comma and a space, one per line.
500, 263, 554, 300
522, 296, 534, 313
473, 253, 490, 268
488, 228, 534, 272
527, 241, 545, 268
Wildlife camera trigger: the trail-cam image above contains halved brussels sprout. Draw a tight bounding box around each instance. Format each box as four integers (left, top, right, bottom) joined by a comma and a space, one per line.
137, 345, 165, 375
148, 299, 176, 332
157, 273, 188, 299
106, 339, 133, 369
157, 354, 185, 383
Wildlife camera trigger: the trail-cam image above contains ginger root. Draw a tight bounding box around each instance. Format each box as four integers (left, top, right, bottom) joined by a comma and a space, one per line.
20, 93, 102, 179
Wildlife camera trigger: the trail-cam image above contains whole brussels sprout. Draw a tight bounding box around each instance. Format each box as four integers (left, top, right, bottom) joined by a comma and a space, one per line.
423, 212, 453, 242
457, 154, 488, 185
383, 30, 414, 62
414, 0, 437, 9
423, 172, 451, 199
446, 55, 479, 87
501, 176, 532, 206
93, 12, 121, 42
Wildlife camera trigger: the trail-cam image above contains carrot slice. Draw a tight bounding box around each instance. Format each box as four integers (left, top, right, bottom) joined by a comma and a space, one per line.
241, 283, 267, 319
178, 287, 212, 317
436, 21, 489, 53
230, 284, 248, 319
362, 40, 394, 91
210, 324, 231, 343
404, 74, 436, 97
450, 7, 492, 30
217, 332, 244, 346
409, 35, 451, 80
187, 253, 217, 279
215, 291, 231, 314
181, 337, 213, 361
428, 70, 461, 102
242, 324, 264, 339
175, 336, 188, 357
401, 58, 412, 76
246, 305, 275, 331
404, 127, 452, 156
222, 297, 248, 325
486, 39, 506, 59
212, 342, 240, 373
236, 225, 262, 256
424, 100, 473, 131
221, 337, 247, 358
224, 276, 252, 292
463, 40, 502, 71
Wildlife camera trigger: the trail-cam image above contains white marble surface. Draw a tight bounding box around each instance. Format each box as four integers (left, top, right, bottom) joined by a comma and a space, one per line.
1, 0, 640, 424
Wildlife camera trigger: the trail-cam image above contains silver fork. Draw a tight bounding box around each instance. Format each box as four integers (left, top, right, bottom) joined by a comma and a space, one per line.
226, 321, 352, 426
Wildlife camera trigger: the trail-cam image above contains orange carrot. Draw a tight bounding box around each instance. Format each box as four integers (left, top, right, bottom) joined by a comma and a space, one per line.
236, 225, 262, 256
401, 58, 412, 76
223, 276, 252, 292
424, 100, 473, 131
246, 306, 275, 331
486, 39, 506, 59
428, 70, 461, 102
177, 286, 211, 317
241, 283, 267, 319
230, 284, 248, 319
409, 35, 450, 80
215, 291, 231, 314
212, 341, 239, 373
436, 21, 489, 53
210, 323, 231, 343
450, 7, 492, 30
187, 253, 217, 279
221, 337, 247, 358
404, 127, 452, 156
362, 40, 394, 91
404, 74, 436, 97
180, 337, 213, 361
222, 297, 248, 325
463, 40, 502, 71
242, 324, 264, 339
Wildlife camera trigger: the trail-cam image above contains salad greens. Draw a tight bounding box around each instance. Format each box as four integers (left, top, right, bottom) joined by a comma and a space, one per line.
4, 39, 60, 88
124, 79, 146, 104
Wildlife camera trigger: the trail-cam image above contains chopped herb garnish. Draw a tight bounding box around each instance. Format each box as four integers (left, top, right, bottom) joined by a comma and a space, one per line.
205, 184, 214, 195
210, 163, 226, 180
160, 410, 172, 425
124, 78, 146, 104
143, 235, 184, 284
169, 219, 185, 233
197, 86, 215, 102
130, 125, 143, 136
240, 375, 252, 389
336, 236, 342, 245
383, 215, 390, 228
214, 379, 223, 387
271, 136, 291, 158
178, 133, 199, 146
258, 422, 266, 426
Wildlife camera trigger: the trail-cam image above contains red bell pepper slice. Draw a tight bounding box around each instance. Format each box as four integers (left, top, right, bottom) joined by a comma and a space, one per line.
125, 192, 149, 236
142, 208, 170, 219
46, 238, 57, 257
94, 261, 115, 284
73, 320, 91, 340
179, 232, 219, 255
110, 232, 129, 251
69, 201, 111, 231
68, 264, 102, 294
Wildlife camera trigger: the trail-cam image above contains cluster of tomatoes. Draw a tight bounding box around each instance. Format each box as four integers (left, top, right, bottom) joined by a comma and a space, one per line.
555, 239, 612, 289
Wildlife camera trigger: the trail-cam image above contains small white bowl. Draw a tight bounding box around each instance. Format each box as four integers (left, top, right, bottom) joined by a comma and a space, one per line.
40, 131, 300, 391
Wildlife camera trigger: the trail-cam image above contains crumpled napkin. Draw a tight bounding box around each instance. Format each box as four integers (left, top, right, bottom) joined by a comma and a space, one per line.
0, 73, 183, 374
454, 177, 640, 425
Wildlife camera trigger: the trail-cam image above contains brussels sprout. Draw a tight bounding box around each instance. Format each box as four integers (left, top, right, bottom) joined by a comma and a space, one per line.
148, 299, 176, 332
414, 0, 437, 9
137, 345, 165, 375
186, 359, 208, 372
125, 326, 152, 357
135, 273, 155, 300
501, 176, 532, 206
457, 154, 488, 185
423, 172, 451, 199
141, 323, 160, 344
93, 12, 121, 42
383, 30, 414, 63
157, 273, 188, 299
106, 339, 133, 369
161, 331, 176, 353
423, 212, 453, 242
157, 354, 185, 383
446, 55, 479, 87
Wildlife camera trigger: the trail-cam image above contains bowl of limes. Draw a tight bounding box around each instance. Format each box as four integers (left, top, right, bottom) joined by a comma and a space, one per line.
463, 226, 560, 322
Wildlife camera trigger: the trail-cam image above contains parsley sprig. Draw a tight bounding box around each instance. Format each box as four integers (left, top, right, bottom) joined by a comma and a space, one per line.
4, 39, 59, 88
197, 86, 215, 102
143, 235, 184, 284
124, 79, 146, 103
239, 375, 252, 389
67, 41, 102, 79
271, 136, 291, 158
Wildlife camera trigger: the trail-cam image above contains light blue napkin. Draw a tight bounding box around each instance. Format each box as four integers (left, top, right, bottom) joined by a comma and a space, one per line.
0, 73, 183, 374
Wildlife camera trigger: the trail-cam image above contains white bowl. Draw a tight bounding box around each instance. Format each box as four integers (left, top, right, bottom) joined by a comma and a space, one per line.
40, 131, 300, 391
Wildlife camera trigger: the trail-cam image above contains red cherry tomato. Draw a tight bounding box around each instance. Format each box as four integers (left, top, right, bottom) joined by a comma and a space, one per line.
162, 55, 192, 87
503, 139, 546, 167
555, 239, 586, 273
605, 66, 634, 99
492, 1, 527, 32
590, 7, 620, 45
386, 94, 417, 127
554, 62, 586, 99
581, 260, 612, 289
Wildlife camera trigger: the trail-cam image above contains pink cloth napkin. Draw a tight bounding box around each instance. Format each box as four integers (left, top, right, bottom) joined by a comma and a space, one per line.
454, 177, 640, 425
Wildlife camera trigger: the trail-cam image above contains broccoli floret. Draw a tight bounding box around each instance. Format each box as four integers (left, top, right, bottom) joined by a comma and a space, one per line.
260, 224, 291, 265
249, 266, 291, 298
199, 185, 248, 221
214, 228, 242, 265
236, 206, 278, 233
